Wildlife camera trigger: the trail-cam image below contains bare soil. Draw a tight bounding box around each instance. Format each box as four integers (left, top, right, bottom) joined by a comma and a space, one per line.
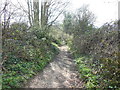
25, 46, 84, 88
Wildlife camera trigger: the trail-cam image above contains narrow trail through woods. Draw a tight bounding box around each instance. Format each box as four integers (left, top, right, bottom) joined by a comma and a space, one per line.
25, 46, 84, 88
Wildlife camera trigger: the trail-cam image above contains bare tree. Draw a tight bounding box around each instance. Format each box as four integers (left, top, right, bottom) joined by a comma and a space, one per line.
33, 0, 39, 26
26, 0, 69, 31
41, 0, 69, 30
27, 0, 34, 26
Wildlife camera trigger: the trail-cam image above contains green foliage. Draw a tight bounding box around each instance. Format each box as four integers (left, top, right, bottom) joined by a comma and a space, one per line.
75, 56, 99, 88
10, 22, 28, 31
69, 20, 120, 88
2, 23, 59, 89
65, 6, 119, 88
2, 46, 58, 89
2, 55, 52, 89
0, 74, 2, 90
49, 26, 73, 46
63, 12, 74, 35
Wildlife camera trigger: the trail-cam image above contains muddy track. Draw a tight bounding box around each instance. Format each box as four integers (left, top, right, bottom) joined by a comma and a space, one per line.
25, 46, 84, 88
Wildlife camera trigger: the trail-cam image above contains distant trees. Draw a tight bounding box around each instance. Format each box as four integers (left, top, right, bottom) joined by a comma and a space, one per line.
63, 5, 96, 54
63, 12, 73, 35
63, 5, 96, 35
74, 5, 95, 35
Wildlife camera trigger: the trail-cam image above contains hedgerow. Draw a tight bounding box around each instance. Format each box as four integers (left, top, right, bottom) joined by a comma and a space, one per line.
2, 23, 59, 89
69, 21, 120, 88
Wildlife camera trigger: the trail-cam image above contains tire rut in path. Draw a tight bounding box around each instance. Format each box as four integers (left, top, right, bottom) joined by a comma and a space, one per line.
25, 46, 84, 88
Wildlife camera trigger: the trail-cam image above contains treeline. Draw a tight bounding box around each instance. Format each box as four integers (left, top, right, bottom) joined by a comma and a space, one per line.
63, 5, 120, 88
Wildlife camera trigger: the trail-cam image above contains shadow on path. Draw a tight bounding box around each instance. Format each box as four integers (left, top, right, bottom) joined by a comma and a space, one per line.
25, 46, 84, 88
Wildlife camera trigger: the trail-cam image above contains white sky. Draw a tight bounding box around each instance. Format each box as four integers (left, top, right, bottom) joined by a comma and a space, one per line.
68, 0, 118, 27
1, 0, 119, 27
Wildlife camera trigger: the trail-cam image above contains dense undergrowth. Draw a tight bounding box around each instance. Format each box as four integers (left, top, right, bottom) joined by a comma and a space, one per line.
1, 2, 120, 89
68, 22, 120, 88
63, 6, 119, 88
2, 23, 60, 89
0, 75, 1, 89
75, 55, 99, 88
2, 42, 58, 89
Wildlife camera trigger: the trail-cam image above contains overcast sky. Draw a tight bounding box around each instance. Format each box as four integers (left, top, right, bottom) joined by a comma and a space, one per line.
66, 0, 118, 27
1, 0, 119, 27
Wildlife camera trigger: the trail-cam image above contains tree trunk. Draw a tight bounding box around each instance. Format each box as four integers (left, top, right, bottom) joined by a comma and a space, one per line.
33, 0, 39, 26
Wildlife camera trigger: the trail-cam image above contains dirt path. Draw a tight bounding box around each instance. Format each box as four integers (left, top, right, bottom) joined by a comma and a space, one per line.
25, 46, 84, 88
